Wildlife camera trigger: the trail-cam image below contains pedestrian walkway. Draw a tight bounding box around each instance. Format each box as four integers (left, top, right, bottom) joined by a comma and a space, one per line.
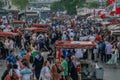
0, 61, 120, 80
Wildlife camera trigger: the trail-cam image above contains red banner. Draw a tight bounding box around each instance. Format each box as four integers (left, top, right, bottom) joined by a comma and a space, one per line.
116, 7, 120, 14
107, 0, 115, 6
100, 14, 106, 19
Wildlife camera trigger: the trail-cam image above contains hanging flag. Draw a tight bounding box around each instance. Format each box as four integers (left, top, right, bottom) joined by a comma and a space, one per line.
98, 10, 101, 15
109, 1, 116, 16
100, 14, 106, 19
93, 9, 96, 16
107, 0, 115, 6
115, 7, 120, 14
106, 0, 116, 12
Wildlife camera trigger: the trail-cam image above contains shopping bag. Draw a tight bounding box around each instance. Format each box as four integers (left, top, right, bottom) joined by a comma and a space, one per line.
67, 76, 72, 80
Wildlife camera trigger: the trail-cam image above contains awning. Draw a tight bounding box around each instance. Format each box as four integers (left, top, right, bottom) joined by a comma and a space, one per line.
108, 24, 120, 30
55, 41, 96, 49
32, 24, 50, 27
0, 32, 18, 37
25, 28, 47, 32
12, 20, 25, 24
111, 30, 120, 35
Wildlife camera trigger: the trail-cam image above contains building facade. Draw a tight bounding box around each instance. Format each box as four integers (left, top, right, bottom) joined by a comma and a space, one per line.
30, 0, 59, 8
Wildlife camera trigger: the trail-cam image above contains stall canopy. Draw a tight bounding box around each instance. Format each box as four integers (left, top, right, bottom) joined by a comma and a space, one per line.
55, 41, 96, 49
107, 24, 120, 30
32, 24, 50, 27
0, 32, 18, 37
111, 30, 120, 35
24, 27, 47, 32
12, 20, 25, 24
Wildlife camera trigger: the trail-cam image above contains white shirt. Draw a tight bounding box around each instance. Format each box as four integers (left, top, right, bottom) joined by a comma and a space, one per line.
40, 66, 51, 80
14, 69, 21, 77
105, 43, 112, 54
9, 40, 14, 49
20, 68, 32, 80
89, 35, 95, 42
62, 33, 67, 40
69, 32, 74, 38
37, 34, 44, 40
75, 48, 83, 58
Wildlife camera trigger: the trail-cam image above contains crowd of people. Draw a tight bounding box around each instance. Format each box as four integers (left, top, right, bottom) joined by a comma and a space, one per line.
0, 14, 120, 80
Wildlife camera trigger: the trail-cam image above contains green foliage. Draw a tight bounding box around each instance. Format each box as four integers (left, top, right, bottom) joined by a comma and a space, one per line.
50, 0, 86, 15
0, 1, 3, 9
88, 1, 99, 8
50, 1, 65, 12
77, 0, 86, 8
11, 0, 29, 10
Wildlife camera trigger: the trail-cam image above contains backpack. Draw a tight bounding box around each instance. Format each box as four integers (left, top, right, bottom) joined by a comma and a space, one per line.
4, 69, 19, 80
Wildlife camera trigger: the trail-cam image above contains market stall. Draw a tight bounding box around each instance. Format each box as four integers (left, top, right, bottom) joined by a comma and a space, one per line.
32, 24, 50, 28
55, 40, 96, 79
12, 20, 25, 28
0, 32, 18, 37
55, 41, 96, 60
0, 32, 18, 59
24, 27, 47, 32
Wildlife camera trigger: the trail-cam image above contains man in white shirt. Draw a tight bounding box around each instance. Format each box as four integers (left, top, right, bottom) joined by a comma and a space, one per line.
75, 48, 83, 59
105, 42, 112, 62
69, 30, 74, 39
9, 39, 14, 50
37, 34, 44, 40
62, 32, 67, 40
89, 35, 95, 42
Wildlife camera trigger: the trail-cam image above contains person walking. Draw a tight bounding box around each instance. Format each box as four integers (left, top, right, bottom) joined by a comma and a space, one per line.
61, 55, 68, 80
5, 50, 16, 65
98, 41, 106, 62
1, 64, 13, 80
33, 51, 44, 80
105, 42, 112, 62
107, 45, 119, 67
40, 60, 51, 80
51, 59, 63, 80
20, 61, 32, 80
68, 56, 78, 80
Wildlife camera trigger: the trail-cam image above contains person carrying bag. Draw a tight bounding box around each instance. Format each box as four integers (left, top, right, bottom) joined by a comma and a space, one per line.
4, 69, 19, 80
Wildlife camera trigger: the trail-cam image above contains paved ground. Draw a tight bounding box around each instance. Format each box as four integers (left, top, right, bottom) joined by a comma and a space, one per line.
0, 48, 120, 80
0, 60, 120, 80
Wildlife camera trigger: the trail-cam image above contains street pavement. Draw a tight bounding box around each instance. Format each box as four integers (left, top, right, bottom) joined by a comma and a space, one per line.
0, 60, 120, 80
0, 48, 120, 80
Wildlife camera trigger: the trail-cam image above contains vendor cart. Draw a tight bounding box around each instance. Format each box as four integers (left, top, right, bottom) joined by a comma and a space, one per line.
0, 32, 18, 59
55, 40, 96, 80
0, 32, 18, 37
32, 24, 50, 28
12, 20, 26, 28
24, 27, 48, 32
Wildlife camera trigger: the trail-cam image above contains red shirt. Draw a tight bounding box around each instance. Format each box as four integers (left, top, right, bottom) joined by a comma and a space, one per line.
56, 50, 61, 60
96, 35, 101, 42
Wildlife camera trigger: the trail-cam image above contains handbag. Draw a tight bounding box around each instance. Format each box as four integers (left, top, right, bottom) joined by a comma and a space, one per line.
4, 69, 19, 80
67, 76, 73, 80
55, 64, 61, 73
45, 73, 51, 78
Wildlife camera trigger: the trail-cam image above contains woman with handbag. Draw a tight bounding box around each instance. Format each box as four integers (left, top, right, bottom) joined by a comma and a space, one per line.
39, 60, 51, 80
1, 64, 13, 80
51, 59, 64, 80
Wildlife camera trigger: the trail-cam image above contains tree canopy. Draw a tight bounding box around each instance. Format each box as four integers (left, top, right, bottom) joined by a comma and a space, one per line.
0, 1, 3, 9
88, 1, 99, 8
50, 0, 86, 15
11, 0, 30, 10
